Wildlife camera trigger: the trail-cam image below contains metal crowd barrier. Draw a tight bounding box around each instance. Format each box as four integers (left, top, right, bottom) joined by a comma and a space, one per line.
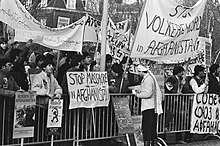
0, 93, 194, 145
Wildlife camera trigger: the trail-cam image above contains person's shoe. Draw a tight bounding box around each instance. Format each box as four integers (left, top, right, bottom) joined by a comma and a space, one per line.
177, 140, 187, 144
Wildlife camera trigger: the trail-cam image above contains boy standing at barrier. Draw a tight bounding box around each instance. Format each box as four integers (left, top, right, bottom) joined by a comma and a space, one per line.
129, 64, 163, 146
31, 59, 62, 105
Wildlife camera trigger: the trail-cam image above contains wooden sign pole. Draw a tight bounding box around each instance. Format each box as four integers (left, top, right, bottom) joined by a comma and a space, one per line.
51, 135, 54, 146
21, 138, 24, 146
92, 108, 96, 134
126, 134, 131, 146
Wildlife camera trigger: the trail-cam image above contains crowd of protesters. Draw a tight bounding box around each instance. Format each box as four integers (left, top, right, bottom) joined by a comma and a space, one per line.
1, 36, 220, 145
0, 37, 141, 100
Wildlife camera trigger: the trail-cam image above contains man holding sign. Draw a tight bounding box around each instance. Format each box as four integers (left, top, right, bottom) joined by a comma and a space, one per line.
129, 64, 163, 146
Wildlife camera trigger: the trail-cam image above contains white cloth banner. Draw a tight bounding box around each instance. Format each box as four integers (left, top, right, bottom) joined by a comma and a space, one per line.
190, 93, 220, 134
67, 72, 110, 109
130, 0, 207, 64
0, 0, 85, 52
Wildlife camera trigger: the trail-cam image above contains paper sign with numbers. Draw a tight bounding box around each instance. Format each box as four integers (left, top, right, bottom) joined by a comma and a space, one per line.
47, 99, 63, 128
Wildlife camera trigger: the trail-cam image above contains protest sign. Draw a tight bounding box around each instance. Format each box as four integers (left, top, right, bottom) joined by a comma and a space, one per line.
112, 97, 134, 134
130, 0, 207, 63
13, 91, 36, 139
67, 72, 110, 109
57, 16, 70, 28
47, 99, 63, 128
190, 93, 220, 134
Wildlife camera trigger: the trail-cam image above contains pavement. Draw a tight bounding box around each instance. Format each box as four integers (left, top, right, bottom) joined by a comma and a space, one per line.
169, 140, 220, 146
80, 134, 220, 146
166, 133, 220, 146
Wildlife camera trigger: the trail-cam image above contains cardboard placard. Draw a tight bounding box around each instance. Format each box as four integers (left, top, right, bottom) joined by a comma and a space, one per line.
112, 97, 134, 134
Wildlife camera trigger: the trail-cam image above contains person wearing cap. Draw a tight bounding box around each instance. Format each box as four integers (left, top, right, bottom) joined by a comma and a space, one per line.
189, 65, 208, 94
129, 64, 163, 146
31, 59, 62, 106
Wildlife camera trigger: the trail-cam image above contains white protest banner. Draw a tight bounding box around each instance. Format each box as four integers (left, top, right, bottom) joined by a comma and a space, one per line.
13, 91, 36, 139
0, 0, 85, 52
108, 29, 131, 61
84, 14, 101, 42
190, 93, 220, 134
106, 17, 130, 62
15, 17, 85, 52
67, 72, 110, 109
47, 99, 63, 128
130, 0, 207, 64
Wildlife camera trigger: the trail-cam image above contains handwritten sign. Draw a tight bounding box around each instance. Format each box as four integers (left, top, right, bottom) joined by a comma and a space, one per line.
112, 97, 134, 134
130, 0, 207, 63
67, 72, 110, 109
47, 99, 63, 128
191, 93, 220, 134
13, 91, 36, 138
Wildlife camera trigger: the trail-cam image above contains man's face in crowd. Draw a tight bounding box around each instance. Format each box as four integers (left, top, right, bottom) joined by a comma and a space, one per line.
0, 42, 7, 50
198, 70, 206, 78
106, 61, 112, 69
83, 56, 91, 65
177, 71, 184, 79
44, 64, 54, 75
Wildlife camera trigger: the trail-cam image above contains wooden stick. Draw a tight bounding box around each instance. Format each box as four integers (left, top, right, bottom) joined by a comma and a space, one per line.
21, 138, 24, 146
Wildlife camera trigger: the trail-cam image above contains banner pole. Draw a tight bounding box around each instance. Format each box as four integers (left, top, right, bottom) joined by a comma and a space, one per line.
51, 135, 54, 146
56, 51, 60, 71
21, 138, 24, 146
100, 0, 108, 71
126, 134, 131, 146
119, 26, 132, 93
179, 57, 191, 94
91, 108, 96, 135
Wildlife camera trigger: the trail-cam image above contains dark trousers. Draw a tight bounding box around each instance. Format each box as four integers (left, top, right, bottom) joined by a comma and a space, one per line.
142, 109, 157, 142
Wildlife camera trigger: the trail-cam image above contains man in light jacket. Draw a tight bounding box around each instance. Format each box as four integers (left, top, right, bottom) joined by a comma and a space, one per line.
32, 59, 62, 106
130, 64, 163, 146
